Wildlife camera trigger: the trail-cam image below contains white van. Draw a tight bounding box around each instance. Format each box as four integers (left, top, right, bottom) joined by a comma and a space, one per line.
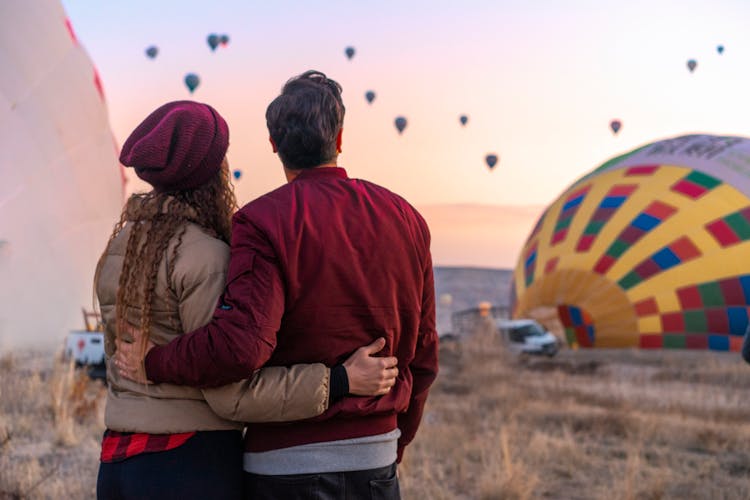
63, 309, 106, 379
496, 319, 559, 357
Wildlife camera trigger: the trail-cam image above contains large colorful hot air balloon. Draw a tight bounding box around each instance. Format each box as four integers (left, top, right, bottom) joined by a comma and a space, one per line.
1, 0, 124, 349
394, 116, 407, 134
512, 134, 750, 353
184, 73, 200, 93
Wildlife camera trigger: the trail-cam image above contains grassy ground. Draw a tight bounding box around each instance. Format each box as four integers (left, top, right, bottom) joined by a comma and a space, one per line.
0, 352, 104, 499
400, 331, 750, 499
2, 333, 750, 499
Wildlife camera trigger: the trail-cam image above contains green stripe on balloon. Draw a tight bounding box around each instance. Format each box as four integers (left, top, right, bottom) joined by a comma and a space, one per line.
683, 311, 707, 332
697, 282, 724, 307
619, 272, 642, 290
685, 171, 721, 190
664, 334, 686, 349
725, 213, 750, 239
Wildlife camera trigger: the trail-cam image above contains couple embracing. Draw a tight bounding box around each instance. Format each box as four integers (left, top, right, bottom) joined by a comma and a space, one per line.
94, 70, 438, 499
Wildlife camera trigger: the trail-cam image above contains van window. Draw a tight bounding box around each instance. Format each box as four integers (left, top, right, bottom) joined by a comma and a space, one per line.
509, 323, 546, 342
509, 329, 526, 343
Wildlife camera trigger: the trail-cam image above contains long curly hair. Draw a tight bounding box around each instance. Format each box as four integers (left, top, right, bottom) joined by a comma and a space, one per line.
94, 159, 238, 356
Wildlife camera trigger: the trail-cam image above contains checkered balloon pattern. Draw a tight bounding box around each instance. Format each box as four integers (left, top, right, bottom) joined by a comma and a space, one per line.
512, 135, 750, 351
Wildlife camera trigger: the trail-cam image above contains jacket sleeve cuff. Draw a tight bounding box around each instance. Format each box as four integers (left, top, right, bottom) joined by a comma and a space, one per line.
328, 364, 349, 404
144, 345, 166, 383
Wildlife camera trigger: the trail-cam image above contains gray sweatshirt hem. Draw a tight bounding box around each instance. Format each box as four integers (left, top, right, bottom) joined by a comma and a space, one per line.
243, 429, 401, 475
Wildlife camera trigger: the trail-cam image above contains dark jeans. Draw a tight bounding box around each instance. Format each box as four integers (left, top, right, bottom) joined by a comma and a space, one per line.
97, 430, 243, 500
244, 463, 400, 500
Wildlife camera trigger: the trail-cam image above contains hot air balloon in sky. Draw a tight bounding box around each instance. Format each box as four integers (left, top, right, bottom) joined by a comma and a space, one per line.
687, 59, 697, 73
344, 46, 355, 60
485, 154, 498, 170
145, 45, 158, 59
220, 34, 230, 46
459, 115, 468, 126
207, 33, 220, 51
1, 0, 123, 349
365, 90, 376, 104
717, 45, 724, 55
394, 116, 407, 134
184, 73, 200, 93
233, 169, 242, 180
512, 134, 750, 353
610, 119, 622, 135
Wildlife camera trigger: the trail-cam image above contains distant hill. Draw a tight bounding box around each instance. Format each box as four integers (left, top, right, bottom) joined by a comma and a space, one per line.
433, 266, 513, 336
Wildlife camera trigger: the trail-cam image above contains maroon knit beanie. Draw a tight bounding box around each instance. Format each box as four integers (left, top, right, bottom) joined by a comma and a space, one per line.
119, 100, 229, 192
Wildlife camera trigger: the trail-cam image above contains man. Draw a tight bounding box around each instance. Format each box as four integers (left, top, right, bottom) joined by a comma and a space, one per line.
118, 70, 438, 498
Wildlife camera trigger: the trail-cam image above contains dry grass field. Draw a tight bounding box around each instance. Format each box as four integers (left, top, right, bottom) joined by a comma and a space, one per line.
2, 329, 750, 499
401, 330, 750, 499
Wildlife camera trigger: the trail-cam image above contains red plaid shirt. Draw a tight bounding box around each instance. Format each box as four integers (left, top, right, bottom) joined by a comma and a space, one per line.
100, 430, 195, 463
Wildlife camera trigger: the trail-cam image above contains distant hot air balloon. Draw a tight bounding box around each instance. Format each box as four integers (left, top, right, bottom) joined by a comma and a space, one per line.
687, 59, 697, 73
610, 119, 622, 135
220, 34, 230, 47
485, 154, 498, 170
717, 45, 724, 55
207, 34, 220, 51
365, 91, 376, 104
459, 115, 468, 126
145, 46, 158, 59
344, 46, 355, 60
184, 73, 200, 93
232, 169, 242, 180
394, 116, 407, 134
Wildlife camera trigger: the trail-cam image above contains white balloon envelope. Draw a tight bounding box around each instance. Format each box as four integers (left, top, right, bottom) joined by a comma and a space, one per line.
0, 0, 124, 350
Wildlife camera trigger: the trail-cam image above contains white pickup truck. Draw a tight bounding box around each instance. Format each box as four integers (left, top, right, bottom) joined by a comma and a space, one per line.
64, 309, 106, 379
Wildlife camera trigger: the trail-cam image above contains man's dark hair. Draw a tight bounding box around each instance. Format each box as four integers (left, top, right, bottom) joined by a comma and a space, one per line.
266, 70, 345, 170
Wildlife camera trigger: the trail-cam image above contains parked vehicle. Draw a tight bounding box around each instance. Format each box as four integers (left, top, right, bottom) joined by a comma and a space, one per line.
64, 309, 106, 380
496, 318, 559, 357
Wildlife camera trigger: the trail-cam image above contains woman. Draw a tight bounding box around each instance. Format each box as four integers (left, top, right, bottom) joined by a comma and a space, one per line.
94, 101, 395, 499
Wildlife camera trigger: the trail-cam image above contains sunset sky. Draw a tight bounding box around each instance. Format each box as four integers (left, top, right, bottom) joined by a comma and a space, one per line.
60, 0, 750, 266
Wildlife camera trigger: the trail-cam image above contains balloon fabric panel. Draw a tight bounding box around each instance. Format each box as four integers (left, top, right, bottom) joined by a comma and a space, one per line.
512, 135, 750, 352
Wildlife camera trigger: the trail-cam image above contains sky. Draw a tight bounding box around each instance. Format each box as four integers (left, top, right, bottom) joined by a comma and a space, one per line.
60, 0, 750, 266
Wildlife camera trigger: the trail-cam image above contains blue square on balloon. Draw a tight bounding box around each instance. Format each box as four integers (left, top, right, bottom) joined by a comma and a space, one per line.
586, 325, 595, 343
708, 334, 730, 351
569, 307, 582, 326
632, 213, 660, 231
600, 196, 626, 209
562, 195, 584, 212
652, 248, 680, 269
727, 307, 748, 335
525, 252, 536, 268
739, 275, 750, 304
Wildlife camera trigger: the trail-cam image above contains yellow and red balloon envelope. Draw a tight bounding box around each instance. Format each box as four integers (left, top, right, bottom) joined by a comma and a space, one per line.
512, 135, 750, 352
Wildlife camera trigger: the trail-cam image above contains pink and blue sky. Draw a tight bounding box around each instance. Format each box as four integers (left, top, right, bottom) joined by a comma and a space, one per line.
61, 0, 750, 266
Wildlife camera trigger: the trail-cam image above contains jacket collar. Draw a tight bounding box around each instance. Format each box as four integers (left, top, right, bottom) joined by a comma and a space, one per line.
292, 166, 348, 182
